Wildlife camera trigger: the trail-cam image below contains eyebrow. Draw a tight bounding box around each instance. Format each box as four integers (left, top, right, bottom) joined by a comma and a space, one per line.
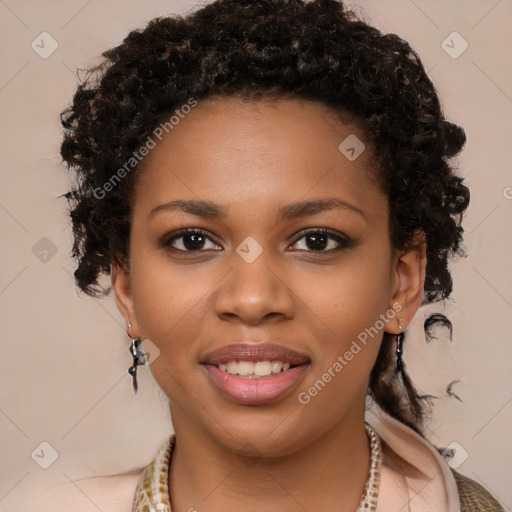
148, 197, 366, 222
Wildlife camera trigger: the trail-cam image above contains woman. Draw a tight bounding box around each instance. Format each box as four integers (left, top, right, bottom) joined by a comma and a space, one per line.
45, 0, 503, 510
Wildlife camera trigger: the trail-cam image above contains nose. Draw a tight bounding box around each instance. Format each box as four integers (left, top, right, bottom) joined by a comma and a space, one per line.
213, 249, 296, 325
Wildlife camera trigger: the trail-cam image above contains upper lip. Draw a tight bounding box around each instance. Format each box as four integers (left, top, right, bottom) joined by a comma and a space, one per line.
201, 343, 311, 366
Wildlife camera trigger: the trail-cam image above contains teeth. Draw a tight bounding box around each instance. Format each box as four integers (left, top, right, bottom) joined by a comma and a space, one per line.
271, 361, 283, 373
217, 360, 292, 376
226, 361, 238, 374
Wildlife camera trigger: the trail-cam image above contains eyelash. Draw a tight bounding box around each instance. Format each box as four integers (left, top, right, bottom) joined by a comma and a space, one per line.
160, 227, 354, 255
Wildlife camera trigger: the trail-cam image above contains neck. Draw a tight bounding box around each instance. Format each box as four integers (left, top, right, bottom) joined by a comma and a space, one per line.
168, 402, 371, 512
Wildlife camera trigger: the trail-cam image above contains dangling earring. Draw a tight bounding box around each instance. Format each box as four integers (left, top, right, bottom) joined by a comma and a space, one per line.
127, 323, 146, 394
396, 319, 404, 373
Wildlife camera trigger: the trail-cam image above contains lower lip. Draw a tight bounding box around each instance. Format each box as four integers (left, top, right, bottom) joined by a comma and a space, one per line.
203, 363, 309, 405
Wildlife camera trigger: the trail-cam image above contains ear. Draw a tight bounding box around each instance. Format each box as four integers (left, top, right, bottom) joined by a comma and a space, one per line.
388, 230, 427, 334
111, 260, 140, 338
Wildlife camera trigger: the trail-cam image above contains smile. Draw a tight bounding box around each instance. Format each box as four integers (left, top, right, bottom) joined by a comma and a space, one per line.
203, 361, 310, 405
217, 359, 292, 377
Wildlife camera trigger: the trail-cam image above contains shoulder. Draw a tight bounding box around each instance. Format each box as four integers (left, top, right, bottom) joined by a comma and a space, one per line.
451, 468, 505, 512
35, 468, 144, 512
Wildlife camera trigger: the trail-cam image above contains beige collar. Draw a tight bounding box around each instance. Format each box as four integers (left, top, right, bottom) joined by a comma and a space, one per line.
366, 404, 460, 512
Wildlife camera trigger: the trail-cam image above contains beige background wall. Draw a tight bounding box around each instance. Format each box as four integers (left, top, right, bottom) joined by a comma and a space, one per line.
0, 0, 510, 510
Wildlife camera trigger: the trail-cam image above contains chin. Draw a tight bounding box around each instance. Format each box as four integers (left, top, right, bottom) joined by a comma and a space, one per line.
203, 409, 314, 459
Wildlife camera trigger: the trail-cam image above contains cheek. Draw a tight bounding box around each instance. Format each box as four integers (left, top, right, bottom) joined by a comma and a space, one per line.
298, 248, 393, 338
129, 235, 210, 336
295, 251, 393, 392
127, 258, 187, 384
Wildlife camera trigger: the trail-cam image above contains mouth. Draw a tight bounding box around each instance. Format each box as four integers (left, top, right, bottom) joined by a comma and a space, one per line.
214, 359, 302, 377
200, 343, 311, 405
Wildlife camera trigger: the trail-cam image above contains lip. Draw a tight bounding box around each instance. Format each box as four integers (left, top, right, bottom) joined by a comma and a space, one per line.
201, 342, 311, 405
203, 363, 310, 405
200, 342, 311, 366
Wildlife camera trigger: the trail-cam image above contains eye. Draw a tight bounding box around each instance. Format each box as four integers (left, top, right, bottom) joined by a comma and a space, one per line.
289, 228, 354, 253
160, 227, 354, 255
161, 228, 221, 253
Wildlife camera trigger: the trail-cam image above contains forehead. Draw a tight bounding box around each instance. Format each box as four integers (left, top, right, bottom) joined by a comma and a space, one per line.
142, 95, 368, 161
131, 95, 383, 216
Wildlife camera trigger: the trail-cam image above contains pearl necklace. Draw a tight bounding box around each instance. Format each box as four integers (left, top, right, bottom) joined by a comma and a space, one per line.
357, 422, 382, 512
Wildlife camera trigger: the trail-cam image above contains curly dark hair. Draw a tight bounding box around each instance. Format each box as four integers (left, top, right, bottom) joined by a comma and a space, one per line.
59, 0, 470, 436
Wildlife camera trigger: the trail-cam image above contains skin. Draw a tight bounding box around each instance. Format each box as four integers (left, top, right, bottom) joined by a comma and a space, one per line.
112, 96, 426, 512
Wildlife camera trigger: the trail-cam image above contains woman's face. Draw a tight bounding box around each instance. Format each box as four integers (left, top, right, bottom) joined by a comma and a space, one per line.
112, 96, 424, 456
